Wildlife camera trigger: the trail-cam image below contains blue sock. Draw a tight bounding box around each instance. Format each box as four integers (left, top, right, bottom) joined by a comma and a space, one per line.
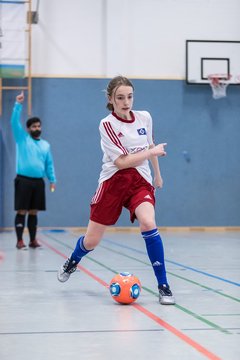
142, 228, 168, 286
70, 236, 92, 263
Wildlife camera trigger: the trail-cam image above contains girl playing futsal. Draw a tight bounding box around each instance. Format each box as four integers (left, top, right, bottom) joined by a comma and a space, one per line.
58, 76, 175, 305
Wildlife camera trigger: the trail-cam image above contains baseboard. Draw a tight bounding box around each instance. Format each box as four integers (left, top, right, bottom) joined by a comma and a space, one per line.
1, 226, 240, 233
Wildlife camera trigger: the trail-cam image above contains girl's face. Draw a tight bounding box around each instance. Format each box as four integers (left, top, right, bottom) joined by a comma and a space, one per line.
109, 85, 134, 119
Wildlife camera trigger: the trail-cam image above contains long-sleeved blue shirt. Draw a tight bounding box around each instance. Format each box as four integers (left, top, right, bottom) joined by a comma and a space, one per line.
11, 102, 56, 183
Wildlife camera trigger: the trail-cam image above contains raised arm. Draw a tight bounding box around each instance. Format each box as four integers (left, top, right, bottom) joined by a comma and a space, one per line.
16, 91, 24, 104
11, 91, 26, 142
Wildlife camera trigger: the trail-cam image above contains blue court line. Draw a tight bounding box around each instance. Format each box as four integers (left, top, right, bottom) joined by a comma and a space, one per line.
165, 259, 240, 287
103, 238, 240, 287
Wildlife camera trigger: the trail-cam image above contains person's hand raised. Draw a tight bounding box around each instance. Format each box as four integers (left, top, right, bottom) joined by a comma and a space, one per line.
16, 91, 24, 104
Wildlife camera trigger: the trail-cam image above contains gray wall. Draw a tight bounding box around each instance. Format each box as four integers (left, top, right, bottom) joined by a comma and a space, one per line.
30, 0, 240, 78
1, 77, 240, 227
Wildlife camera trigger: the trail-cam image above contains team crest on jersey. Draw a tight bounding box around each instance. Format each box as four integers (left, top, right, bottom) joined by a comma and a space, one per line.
117, 132, 124, 138
137, 128, 146, 135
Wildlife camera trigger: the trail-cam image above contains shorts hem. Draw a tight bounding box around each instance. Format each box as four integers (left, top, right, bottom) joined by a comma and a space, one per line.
130, 198, 155, 223
90, 216, 116, 226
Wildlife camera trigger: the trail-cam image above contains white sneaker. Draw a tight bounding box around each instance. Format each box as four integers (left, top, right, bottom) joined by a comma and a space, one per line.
158, 284, 175, 305
57, 258, 77, 282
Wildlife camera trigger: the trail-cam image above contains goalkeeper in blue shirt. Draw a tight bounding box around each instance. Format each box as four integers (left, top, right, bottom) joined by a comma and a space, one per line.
11, 92, 56, 249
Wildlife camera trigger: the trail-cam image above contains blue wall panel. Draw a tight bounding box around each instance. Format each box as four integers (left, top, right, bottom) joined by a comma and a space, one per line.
0, 130, 3, 227
1, 78, 240, 227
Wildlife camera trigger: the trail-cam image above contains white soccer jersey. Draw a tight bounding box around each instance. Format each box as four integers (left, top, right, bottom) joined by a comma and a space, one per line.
98, 110, 154, 185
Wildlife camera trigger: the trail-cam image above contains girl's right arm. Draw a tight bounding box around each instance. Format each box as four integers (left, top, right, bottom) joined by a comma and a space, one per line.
114, 143, 167, 170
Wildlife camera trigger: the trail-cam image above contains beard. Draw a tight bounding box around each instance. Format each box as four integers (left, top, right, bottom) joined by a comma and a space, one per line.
30, 130, 41, 138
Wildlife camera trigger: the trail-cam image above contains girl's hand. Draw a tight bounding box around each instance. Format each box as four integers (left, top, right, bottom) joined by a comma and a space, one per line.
150, 143, 167, 157
154, 175, 163, 189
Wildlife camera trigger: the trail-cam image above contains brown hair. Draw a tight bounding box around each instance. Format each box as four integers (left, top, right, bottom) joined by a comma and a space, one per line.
106, 76, 134, 111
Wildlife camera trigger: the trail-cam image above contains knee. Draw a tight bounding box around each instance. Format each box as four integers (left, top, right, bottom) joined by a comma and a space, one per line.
17, 210, 27, 216
139, 219, 156, 232
84, 235, 102, 250
28, 210, 38, 215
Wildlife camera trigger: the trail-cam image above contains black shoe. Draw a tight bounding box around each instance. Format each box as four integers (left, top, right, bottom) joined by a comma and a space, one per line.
57, 258, 77, 282
158, 284, 175, 305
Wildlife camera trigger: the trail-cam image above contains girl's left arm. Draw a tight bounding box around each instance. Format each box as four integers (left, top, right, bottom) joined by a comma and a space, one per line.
149, 144, 163, 189
147, 113, 164, 188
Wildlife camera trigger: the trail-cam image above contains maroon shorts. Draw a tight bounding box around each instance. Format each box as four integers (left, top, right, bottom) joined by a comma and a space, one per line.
90, 168, 155, 226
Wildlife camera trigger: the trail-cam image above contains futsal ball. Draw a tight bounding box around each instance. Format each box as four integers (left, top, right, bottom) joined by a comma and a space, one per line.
109, 272, 141, 304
